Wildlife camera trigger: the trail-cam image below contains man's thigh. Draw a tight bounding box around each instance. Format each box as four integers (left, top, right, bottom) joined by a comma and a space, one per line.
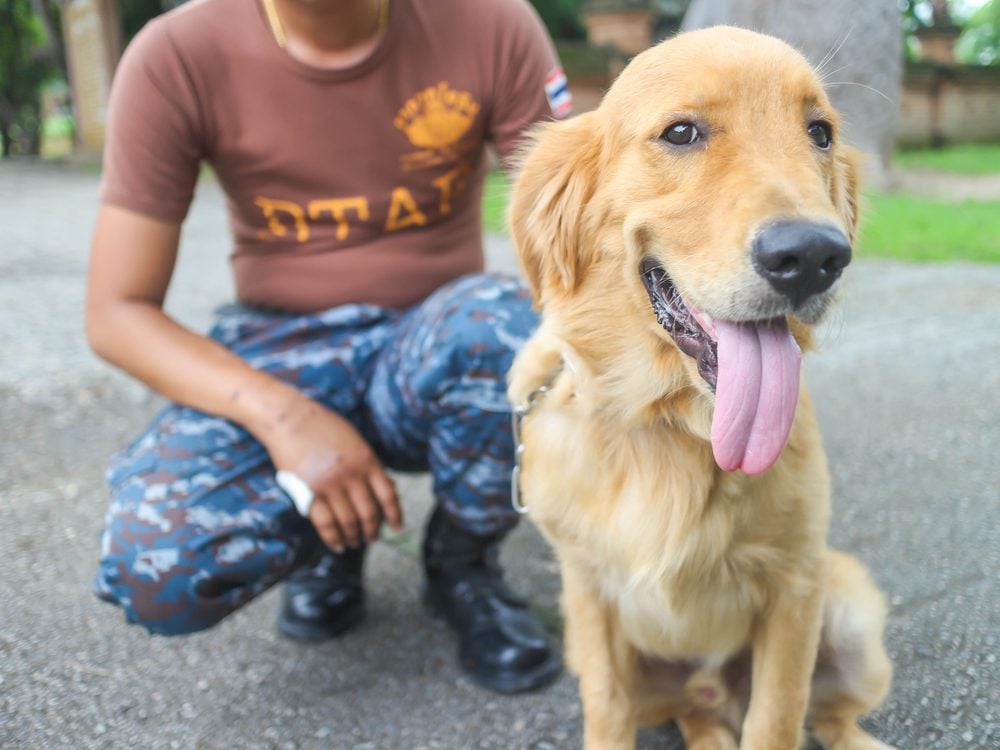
365, 273, 538, 533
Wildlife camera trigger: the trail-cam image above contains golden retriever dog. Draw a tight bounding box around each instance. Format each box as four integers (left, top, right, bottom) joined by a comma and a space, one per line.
507, 26, 894, 750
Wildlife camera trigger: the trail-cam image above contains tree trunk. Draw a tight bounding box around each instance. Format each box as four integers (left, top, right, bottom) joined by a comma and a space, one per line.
24, 100, 42, 156
682, 0, 902, 189
32, 0, 68, 79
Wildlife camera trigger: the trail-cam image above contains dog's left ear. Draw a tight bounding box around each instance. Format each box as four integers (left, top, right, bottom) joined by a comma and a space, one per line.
508, 111, 602, 307
833, 145, 862, 244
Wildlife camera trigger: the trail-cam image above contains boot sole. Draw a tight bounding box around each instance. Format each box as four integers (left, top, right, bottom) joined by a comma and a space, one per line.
466, 650, 563, 694
423, 590, 563, 694
276, 606, 366, 643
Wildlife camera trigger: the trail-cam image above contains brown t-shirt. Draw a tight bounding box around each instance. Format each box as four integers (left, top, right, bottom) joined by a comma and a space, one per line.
100, 0, 568, 312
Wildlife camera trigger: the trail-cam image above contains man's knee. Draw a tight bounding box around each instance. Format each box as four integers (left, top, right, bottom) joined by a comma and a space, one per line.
94, 511, 294, 636
95, 532, 227, 635
95, 400, 299, 634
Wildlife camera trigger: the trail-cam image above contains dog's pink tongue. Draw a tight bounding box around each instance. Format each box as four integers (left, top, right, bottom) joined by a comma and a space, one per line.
710, 318, 801, 475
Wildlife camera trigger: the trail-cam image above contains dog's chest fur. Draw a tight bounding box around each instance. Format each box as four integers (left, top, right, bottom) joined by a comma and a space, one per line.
523, 393, 829, 663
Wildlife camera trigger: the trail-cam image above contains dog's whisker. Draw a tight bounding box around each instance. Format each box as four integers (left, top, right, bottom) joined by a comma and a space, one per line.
814, 303, 848, 349
817, 63, 851, 84
814, 25, 854, 76
823, 81, 895, 105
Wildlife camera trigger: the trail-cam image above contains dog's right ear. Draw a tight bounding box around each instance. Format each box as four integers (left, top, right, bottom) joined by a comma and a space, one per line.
508, 111, 601, 307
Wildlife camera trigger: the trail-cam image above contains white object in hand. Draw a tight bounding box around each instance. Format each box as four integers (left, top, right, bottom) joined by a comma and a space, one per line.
276, 470, 315, 517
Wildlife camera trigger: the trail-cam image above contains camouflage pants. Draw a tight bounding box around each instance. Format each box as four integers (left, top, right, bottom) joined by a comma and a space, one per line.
94, 273, 537, 636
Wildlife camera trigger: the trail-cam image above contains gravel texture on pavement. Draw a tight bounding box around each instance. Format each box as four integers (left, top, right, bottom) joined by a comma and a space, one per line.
1, 162, 997, 749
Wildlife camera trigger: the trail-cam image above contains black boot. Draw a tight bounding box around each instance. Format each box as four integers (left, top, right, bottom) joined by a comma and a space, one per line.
277, 546, 366, 642
423, 507, 562, 693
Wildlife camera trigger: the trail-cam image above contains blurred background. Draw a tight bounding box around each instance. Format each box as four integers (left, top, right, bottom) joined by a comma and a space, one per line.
3, 0, 997, 262
1, 3, 998, 749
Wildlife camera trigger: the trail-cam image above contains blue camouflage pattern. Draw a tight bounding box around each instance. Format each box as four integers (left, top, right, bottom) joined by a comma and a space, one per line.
94, 273, 537, 635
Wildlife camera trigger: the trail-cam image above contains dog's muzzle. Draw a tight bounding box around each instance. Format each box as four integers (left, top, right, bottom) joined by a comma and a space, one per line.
751, 221, 851, 310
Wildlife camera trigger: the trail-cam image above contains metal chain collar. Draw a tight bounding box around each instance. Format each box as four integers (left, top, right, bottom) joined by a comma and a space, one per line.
510, 366, 562, 515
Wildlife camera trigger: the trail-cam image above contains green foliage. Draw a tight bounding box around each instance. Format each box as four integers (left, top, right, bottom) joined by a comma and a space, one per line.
482, 169, 510, 234
0, 0, 57, 157
120, 0, 166, 43
554, 40, 615, 76
859, 193, 1000, 263
482, 170, 1000, 264
902, 0, 1000, 65
956, 0, 1000, 64
895, 143, 1000, 174
41, 111, 73, 138
530, 0, 587, 40
900, 0, 930, 60
900, 0, 933, 30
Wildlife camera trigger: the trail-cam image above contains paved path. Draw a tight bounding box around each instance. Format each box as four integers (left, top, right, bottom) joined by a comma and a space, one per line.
1, 161, 998, 749
890, 167, 1000, 202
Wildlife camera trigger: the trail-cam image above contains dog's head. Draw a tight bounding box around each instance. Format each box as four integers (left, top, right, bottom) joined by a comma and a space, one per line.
510, 26, 860, 475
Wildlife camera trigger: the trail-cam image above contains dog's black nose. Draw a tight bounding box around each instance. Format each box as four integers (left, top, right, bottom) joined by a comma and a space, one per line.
752, 221, 852, 307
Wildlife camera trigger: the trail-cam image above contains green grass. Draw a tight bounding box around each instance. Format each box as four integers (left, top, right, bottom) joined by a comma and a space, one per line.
482, 169, 511, 234
41, 114, 75, 139
481, 170, 1000, 264
40, 114, 76, 160
858, 193, 1000, 263
894, 143, 1000, 175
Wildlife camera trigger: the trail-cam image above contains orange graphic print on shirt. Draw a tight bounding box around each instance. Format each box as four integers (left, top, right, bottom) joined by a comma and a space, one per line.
253, 82, 480, 246
394, 81, 480, 171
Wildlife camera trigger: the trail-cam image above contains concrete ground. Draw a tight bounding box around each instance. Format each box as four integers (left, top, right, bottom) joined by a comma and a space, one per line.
1, 161, 997, 750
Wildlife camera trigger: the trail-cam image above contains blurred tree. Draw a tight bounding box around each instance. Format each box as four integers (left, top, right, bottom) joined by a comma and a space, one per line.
956, 0, 1000, 63
121, 0, 166, 42
31, 0, 66, 74
0, 0, 61, 157
901, 0, 1000, 64
652, 0, 691, 41
682, 0, 902, 187
530, 0, 586, 40
901, 0, 933, 59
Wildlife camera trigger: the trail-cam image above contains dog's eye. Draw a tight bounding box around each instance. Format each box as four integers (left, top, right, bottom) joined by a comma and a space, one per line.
661, 122, 701, 146
807, 121, 832, 150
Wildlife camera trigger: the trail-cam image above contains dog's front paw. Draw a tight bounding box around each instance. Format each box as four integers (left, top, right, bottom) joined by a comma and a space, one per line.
688, 732, 738, 750
816, 736, 897, 750
739, 727, 804, 750
810, 720, 898, 750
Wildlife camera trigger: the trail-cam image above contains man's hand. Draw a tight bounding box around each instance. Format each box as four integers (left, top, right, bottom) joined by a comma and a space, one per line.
260, 394, 402, 552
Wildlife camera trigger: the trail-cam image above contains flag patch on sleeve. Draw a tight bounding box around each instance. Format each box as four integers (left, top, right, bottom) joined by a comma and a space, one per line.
544, 67, 572, 119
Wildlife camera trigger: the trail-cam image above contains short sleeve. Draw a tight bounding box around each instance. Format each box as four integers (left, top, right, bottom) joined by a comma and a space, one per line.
100, 19, 205, 223
487, 0, 571, 167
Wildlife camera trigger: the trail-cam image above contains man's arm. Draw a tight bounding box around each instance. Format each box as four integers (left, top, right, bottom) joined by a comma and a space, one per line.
486, 0, 571, 168
85, 205, 401, 550
86, 205, 284, 420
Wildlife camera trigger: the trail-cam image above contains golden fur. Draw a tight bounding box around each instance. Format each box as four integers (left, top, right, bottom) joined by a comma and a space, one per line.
507, 27, 893, 750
